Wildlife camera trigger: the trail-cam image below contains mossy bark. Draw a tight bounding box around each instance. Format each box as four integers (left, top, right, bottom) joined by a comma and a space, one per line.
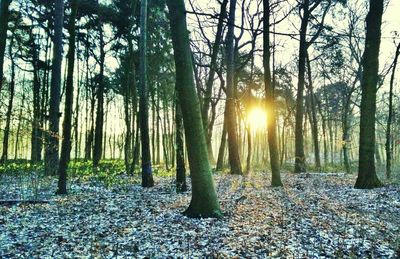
166, 0, 222, 218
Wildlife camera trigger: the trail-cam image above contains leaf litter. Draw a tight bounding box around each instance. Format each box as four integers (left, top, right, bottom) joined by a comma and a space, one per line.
0, 172, 399, 258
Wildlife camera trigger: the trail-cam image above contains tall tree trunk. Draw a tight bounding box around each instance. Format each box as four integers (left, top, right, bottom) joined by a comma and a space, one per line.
167, 0, 222, 218
31, 41, 42, 163
245, 125, 251, 174
342, 96, 352, 174
294, 1, 310, 173
138, 0, 154, 187
355, 0, 383, 189
225, 0, 242, 175
0, 49, 15, 163
57, 0, 77, 195
264, 0, 282, 186
93, 18, 105, 168
385, 43, 400, 179
45, 0, 64, 175
306, 53, 321, 170
175, 99, 187, 193
14, 89, 25, 160
201, 0, 228, 163
0, 0, 11, 93
216, 107, 227, 171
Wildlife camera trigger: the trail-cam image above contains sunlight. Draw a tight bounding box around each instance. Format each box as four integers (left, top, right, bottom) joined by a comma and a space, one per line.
247, 107, 267, 130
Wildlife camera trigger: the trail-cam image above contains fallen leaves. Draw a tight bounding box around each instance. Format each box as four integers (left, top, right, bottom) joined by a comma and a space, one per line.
0, 172, 399, 258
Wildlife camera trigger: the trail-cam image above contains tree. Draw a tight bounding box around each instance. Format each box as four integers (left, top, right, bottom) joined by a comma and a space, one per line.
0, 0, 11, 93
263, 0, 282, 186
57, 0, 78, 195
166, 0, 222, 218
294, 0, 331, 173
200, 0, 228, 163
93, 2, 106, 168
385, 42, 400, 179
225, 0, 242, 175
354, 0, 383, 189
45, 0, 64, 176
0, 36, 15, 163
175, 98, 187, 193
139, 0, 154, 187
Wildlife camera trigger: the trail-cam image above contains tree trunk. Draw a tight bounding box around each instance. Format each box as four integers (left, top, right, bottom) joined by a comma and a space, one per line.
0, 0, 11, 93
342, 96, 352, 174
166, 0, 222, 218
0, 50, 15, 163
306, 53, 321, 170
216, 107, 227, 171
45, 0, 64, 175
354, 0, 383, 189
245, 125, 251, 174
139, 0, 154, 187
225, 0, 242, 175
93, 18, 105, 168
175, 99, 187, 193
14, 90, 25, 160
57, 0, 77, 195
385, 43, 400, 179
201, 0, 228, 163
294, 1, 310, 173
31, 39, 42, 163
264, 0, 282, 186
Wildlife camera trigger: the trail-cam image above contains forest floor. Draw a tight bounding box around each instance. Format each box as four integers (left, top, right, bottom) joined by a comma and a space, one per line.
0, 167, 399, 258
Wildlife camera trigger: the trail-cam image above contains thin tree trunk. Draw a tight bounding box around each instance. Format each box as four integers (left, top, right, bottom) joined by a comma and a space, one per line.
264, 0, 282, 186
45, 0, 64, 175
138, 0, 154, 187
385, 43, 400, 179
306, 53, 321, 170
0, 49, 15, 163
225, 0, 242, 175
93, 17, 105, 168
216, 106, 227, 171
0, 0, 11, 93
201, 0, 228, 163
175, 99, 187, 193
57, 0, 77, 195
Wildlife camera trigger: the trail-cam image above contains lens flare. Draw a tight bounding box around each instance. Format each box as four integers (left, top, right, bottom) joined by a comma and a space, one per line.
247, 107, 267, 130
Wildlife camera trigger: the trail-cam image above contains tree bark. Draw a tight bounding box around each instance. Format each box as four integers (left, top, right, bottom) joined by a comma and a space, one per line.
216, 107, 227, 171
385, 43, 400, 179
225, 0, 242, 175
354, 0, 383, 189
306, 53, 321, 170
166, 0, 222, 218
294, 0, 310, 173
0, 0, 11, 93
93, 14, 105, 168
57, 0, 77, 195
0, 45, 15, 163
201, 0, 228, 163
264, 0, 282, 186
175, 99, 187, 193
139, 0, 154, 187
45, 0, 64, 175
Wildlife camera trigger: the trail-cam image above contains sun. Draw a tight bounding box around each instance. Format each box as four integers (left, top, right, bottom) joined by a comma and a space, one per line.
247, 107, 267, 130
